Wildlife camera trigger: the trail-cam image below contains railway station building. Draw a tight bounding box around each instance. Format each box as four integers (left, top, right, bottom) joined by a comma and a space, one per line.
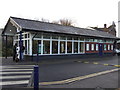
2, 17, 119, 61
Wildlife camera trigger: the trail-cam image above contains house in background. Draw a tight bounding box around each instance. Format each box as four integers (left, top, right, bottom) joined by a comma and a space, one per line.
2, 17, 119, 61
91, 22, 116, 36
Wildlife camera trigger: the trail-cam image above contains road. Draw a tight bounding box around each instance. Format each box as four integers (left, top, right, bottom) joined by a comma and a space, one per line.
1, 55, 119, 88
40, 71, 119, 88
38, 55, 119, 88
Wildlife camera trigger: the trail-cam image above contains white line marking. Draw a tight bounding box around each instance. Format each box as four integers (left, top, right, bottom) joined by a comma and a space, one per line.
0, 71, 32, 74
0, 69, 33, 71
0, 80, 29, 85
0, 75, 31, 79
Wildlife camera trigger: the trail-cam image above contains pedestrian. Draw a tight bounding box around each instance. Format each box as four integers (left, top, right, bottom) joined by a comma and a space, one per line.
13, 43, 17, 61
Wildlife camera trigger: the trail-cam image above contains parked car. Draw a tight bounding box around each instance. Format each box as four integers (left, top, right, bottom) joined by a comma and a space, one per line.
115, 49, 120, 56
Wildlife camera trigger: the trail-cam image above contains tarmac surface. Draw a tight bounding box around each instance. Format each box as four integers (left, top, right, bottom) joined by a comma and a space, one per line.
0, 55, 120, 88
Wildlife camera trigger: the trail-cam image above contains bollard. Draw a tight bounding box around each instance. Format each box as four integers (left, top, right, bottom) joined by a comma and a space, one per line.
34, 65, 39, 90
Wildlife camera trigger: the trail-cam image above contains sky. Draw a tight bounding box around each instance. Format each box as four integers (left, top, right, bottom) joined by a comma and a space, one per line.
0, 0, 119, 36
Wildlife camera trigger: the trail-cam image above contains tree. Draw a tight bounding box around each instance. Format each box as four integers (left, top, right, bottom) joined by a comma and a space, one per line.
40, 18, 75, 26
59, 19, 73, 26
41, 18, 49, 23
52, 19, 74, 26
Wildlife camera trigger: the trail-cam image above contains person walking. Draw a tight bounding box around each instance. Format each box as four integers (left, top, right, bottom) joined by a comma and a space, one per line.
13, 43, 17, 61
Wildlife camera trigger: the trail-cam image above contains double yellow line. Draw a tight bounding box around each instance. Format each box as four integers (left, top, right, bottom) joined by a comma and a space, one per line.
76, 61, 120, 67
40, 68, 120, 85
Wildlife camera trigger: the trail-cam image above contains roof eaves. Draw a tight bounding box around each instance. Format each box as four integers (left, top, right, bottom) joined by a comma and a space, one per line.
10, 17, 22, 30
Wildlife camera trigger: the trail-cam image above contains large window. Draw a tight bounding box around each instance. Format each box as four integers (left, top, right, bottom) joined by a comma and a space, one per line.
32, 40, 38, 54
91, 44, 94, 51
38, 40, 41, 54
43, 34, 50, 39
108, 45, 110, 50
67, 42, 72, 53
104, 44, 107, 51
60, 41, 65, 53
32, 34, 87, 55
52, 35, 58, 39
43, 41, 50, 54
96, 44, 98, 51
28, 40, 30, 54
25, 40, 27, 54
74, 42, 78, 53
32, 40, 41, 54
80, 42, 84, 53
111, 45, 113, 50
52, 41, 58, 54
86, 44, 89, 51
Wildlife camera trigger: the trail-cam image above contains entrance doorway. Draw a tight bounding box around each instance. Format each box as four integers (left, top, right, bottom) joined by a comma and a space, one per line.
99, 43, 103, 56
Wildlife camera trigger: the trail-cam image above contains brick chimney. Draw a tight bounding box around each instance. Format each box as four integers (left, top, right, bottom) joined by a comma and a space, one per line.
104, 24, 107, 28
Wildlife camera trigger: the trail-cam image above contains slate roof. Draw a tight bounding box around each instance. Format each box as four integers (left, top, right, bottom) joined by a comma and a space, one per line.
10, 17, 117, 39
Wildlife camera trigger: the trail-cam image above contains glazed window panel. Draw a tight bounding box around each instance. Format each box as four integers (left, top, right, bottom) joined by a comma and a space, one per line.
52, 41, 58, 54
60, 41, 65, 53
25, 34, 27, 38
111, 45, 113, 50
28, 34, 30, 38
32, 40, 41, 54
104, 44, 107, 51
43, 41, 50, 54
94, 39, 98, 42
74, 37, 78, 40
25, 40, 27, 54
52, 35, 59, 39
38, 40, 41, 54
80, 42, 84, 53
89, 39, 94, 42
67, 42, 72, 53
32, 40, 38, 54
67, 36, 72, 40
80, 37, 84, 41
108, 45, 110, 50
43, 34, 50, 39
35, 34, 42, 38
96, 44, 98, 51
91, 44, 94, 51
74, 42, 78, 53
60, 36, 66, 40
86, 44, 89, 51
28, 40, 30, 54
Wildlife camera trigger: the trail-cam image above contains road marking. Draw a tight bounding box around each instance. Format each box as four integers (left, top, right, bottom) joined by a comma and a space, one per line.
114, 65, 120, 67
0, 69, 33, 71
93, 62, 99, 64
0, 65, 34, 86
103, 64, 109, 66
77, 61, 82, 63
84, 62, 89, 64
40, 68, 120, 85
3, 65, 35, 67
0, 75, 31, 79
0, 80, 29, 85
76, 60, 120, 68
0, 71, 32, 74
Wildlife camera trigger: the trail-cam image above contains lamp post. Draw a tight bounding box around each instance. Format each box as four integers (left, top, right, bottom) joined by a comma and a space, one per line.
19, 31, 23, 61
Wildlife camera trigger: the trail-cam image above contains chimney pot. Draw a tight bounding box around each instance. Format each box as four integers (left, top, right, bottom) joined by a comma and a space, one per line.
104, 24, 107, 28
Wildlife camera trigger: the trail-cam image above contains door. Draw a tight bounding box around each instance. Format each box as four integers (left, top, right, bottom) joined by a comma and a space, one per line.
99, 43, 103, 56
